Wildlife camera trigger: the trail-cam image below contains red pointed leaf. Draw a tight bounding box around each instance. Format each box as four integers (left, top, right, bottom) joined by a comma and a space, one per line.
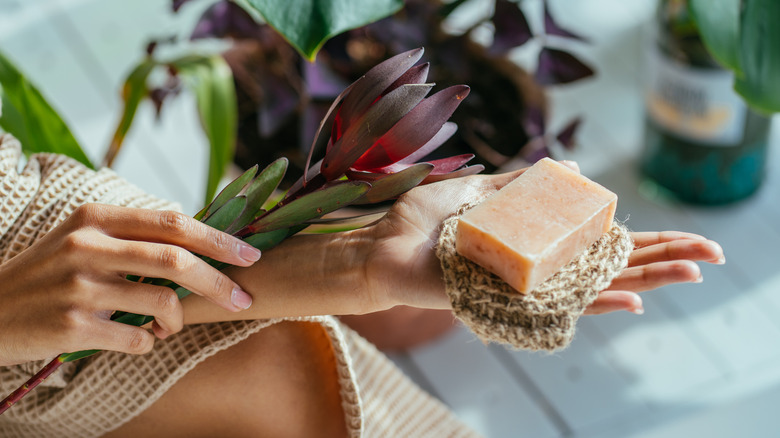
337, 48, 424, 128
535, 47, 594, 85
352, 85, 470, 170
375, 153, 474, 175
321, 83, 433, 180
398, 122, 458, 164
304, 82, 355, 184
428, 154, 475, 174
384, 62, 430, 94
421, 164, 485, 184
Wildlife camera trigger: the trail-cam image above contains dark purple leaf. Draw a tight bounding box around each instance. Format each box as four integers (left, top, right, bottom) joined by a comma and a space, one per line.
523, 105, 545, 137
398, 122, 458, 164
352, 85, 470, 171
190, 1, 263, 41
522, 137, 549, 163
490, 0, 534, 55
258, 73, 299, 137
422, 164, 485, 184
322, 83, 433, 181
535, 47, 594, 85
172, 0, 192, 12
149, 74, 182, 119
544, 1, 587, 41
556, 117, 582, 150
337, 48, 425, 129
305, 60, 350, 99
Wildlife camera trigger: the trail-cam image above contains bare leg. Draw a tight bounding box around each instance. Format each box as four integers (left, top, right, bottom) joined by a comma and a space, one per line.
104, 321, 348, 438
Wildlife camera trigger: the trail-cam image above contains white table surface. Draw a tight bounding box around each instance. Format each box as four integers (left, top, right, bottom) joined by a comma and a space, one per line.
2, 1, 778, 437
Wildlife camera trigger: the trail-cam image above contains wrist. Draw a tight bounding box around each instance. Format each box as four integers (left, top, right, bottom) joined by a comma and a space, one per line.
336, 226, 393, 314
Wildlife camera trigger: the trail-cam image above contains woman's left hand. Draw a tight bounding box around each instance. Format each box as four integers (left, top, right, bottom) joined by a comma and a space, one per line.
585, 230, 724, 315
363, 163, 725, 315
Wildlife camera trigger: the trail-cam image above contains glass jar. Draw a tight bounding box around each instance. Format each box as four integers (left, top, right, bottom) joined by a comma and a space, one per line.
640, 0, 771, 204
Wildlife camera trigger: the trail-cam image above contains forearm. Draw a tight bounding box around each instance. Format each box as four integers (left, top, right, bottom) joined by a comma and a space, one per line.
182, 228, 381, 324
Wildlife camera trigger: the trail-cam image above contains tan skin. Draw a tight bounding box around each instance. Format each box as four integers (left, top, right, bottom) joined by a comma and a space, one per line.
0, 164, 724, 437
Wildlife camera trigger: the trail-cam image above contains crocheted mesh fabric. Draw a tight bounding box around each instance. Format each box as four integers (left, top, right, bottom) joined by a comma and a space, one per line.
437, 204, 633, 352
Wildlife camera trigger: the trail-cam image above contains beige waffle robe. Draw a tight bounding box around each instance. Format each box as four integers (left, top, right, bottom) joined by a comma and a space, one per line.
0, 134, 479, 438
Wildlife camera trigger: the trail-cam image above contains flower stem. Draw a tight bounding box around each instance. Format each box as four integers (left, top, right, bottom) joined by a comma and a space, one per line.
0, 355, 65, 415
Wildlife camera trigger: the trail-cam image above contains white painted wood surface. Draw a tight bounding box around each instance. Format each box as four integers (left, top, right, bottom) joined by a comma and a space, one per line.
2, 1, 779, 436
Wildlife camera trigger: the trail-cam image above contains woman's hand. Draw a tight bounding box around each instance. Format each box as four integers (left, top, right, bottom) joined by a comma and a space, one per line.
363, 163, 724, 314
0, 204, 261, 366
585, 231, 723, 314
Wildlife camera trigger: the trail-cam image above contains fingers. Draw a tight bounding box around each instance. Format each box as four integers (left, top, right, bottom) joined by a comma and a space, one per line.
110, 240, 253, 312
631, 231, 707, 249
629, 238, 725, 267
73, 204, 261, 267
95, 280, 185, 338
584, 291, 643, 315
89, 320, 157, 356
608, 260, 701, 293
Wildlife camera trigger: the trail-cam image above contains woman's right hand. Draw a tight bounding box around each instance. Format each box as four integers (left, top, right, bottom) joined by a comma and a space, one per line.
0, 204, 261, 366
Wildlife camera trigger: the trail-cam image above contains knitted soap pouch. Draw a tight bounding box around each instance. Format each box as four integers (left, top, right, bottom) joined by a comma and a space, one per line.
436, 203, 633, 352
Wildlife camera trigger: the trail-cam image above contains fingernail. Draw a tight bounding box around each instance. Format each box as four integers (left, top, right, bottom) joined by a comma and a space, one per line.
237, 242, 262, 263
231, 286, 253, 310
631, 294, 644, 315
715, 256, 726, 265
694, 274, 703, 283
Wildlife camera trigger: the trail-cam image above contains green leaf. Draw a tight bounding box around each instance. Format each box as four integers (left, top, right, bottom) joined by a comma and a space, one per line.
176, 55, 238, 204
353, 163, 434, 204
195, 164, 258, 221
689, 0, 742, 74
246, 158, 287, 212
244, 0, 403, 60
305, 211, 386, 233
734, 0, 780, 113
204, 196, 248, 232
103, 58, 156, 167
243, 228, 290, 251
60, 350, 100, 362
0, 50, 93, 168
250, 181, 370, 233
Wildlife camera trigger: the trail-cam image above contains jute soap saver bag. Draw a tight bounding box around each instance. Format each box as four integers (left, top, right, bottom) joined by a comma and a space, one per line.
436, 201, 633, 352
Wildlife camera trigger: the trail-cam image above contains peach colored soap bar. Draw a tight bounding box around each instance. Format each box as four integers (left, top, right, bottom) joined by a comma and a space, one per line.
455, 158, 617, 294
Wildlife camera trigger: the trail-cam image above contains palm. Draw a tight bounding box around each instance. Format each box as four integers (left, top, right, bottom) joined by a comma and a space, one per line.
365, 171, 724, 315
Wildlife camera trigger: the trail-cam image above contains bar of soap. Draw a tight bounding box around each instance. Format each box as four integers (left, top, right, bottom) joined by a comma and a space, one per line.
455, 158, 617, 294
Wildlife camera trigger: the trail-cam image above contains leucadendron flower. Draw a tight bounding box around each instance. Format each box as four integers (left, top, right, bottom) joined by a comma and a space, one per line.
1, 47, 478, 414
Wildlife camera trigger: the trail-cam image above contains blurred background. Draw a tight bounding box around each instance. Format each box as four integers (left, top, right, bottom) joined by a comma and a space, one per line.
1, 0, 779, 436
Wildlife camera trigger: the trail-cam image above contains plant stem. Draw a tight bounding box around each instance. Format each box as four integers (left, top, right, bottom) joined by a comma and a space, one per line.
0, 355, 65, 415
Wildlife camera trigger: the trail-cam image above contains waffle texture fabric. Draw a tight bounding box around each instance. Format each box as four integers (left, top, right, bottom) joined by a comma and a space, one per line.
0, 134, 480, 438
437, 202, 633, 351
